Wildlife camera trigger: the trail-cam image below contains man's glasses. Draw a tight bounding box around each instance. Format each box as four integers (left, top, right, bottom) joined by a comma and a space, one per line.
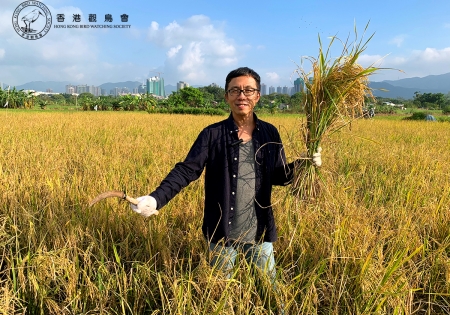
227, 88, 259, 96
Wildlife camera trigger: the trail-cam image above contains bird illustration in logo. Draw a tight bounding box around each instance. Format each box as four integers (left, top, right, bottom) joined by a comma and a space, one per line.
21, 9, 44, 33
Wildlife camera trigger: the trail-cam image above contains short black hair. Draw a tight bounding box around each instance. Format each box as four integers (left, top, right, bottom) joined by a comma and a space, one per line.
225, 67, 261, 91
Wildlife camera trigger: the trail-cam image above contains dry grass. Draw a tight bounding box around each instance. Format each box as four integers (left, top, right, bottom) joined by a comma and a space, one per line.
0, 111, 449, 314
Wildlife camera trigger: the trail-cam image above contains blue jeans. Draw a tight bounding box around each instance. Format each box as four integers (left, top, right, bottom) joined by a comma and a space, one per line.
209, 241, 276, 283
209, 241, 284, 314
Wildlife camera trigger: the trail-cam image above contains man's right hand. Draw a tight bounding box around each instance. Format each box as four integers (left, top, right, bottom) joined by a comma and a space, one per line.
130, 195, 158, 217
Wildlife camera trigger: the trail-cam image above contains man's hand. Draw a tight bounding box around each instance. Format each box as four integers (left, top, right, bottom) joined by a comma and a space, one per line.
130, 195, 158, 217
312, 147, 322, 167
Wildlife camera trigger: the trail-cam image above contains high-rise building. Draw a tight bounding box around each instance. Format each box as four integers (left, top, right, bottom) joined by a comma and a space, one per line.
282, 86, 289, 95
276, 86, 282, 94
66, 84, 76, 94
138, 83, 146, 94
294, 78, 304, 94
269, 86, 275, 94
177, 81, 190, 91
88, 85, 100, 96
260, 83, 267, 96
77, 84, 89, 94
147, 76, 165, 97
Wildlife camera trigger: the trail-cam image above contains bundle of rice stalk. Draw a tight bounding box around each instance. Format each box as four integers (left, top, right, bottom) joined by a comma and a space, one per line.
292, 24, 381, 200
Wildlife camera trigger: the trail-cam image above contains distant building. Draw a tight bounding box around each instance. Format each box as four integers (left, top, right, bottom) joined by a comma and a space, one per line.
269, 86, 275, 94
88, 85, 101, 96
282, 86, 289, 95
138, 83, 146, 94
77, 84, 89, 94
147, 76, 165, 97
276, 86, 282, 94
260, 83, 267, 96
66, 84, 76, 94
177, 81, 190, 91
46, 89, 53, 93
111, 87, 120, 97
293, 78, 304, 94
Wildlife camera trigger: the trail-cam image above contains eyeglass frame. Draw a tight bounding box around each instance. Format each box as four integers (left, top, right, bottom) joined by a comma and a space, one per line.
226, 88, 260, 97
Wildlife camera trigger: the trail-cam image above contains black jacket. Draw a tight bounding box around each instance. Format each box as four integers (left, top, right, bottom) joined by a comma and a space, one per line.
150, 113, 295, 244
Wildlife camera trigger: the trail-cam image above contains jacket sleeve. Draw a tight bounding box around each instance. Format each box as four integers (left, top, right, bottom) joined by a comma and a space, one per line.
150, 129, 210, 209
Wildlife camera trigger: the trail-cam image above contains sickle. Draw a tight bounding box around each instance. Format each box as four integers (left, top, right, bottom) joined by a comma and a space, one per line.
89, 190, 140, 207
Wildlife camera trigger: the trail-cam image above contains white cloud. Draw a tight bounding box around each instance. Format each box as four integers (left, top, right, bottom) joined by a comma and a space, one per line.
366, 47, 450, 81
418, 47, 450, 61
358, 54, 386, 67
150, 21, 159, 31
266, 72, 280, 82
147, 15, 241, 85
167, 45, 182, 58
178, 42, 203, 71
389, 35, 406, 47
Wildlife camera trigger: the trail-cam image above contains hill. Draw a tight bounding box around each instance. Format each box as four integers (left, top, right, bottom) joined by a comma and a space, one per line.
383, 73, 450, 90
10, 81, 73, 93
370, 73, 450, 99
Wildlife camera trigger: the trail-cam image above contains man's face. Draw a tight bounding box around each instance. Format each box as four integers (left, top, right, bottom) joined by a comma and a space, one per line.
225, 76, 260, 118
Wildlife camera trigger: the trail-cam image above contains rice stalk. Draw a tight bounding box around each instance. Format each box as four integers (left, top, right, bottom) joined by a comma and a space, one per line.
292, 22, 381, 200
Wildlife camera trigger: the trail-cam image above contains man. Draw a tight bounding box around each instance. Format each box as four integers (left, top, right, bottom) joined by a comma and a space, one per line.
131, 67, 321, 283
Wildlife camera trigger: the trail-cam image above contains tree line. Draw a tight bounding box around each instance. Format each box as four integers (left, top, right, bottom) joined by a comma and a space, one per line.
1, 85, 450, 115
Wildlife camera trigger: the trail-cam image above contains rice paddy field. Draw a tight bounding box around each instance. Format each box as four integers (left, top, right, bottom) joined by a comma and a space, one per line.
0, 111, 449, 315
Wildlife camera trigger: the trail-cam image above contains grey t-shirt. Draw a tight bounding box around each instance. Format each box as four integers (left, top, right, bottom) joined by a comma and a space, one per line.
229, 140, 257, 243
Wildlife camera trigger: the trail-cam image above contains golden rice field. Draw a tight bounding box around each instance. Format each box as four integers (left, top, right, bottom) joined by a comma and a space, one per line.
0, 111, 449, 315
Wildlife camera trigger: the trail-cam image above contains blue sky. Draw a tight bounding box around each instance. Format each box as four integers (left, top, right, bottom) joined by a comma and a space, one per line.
1, 0, 450, 88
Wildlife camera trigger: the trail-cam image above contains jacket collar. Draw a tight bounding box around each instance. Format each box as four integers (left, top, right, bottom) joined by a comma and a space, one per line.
226, 112, 260, 135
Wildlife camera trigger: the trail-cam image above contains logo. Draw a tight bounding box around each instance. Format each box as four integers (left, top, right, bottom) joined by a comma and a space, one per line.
12, 1, 52, 40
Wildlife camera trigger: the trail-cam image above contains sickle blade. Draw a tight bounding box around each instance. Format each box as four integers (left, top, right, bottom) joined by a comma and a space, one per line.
89, 190, 125, 207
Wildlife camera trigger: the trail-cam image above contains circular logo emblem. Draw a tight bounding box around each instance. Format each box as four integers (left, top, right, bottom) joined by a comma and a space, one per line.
12, 1, 52, 40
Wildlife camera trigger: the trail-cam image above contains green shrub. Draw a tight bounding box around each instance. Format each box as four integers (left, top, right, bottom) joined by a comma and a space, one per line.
442, 105, 450, 115
403, 112, 428, 121
375, 105, 395, 114
437, 116, 450, 122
